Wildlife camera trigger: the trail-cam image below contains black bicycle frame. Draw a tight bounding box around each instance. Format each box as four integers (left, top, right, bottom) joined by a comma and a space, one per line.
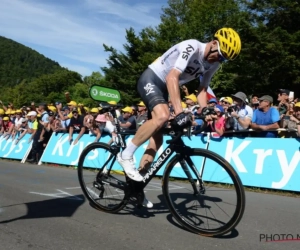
98, 105, 203, 194
102, 135, 202, 196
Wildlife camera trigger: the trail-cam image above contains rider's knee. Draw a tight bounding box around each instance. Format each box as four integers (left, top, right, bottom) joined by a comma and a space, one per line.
152, 112, 169, 128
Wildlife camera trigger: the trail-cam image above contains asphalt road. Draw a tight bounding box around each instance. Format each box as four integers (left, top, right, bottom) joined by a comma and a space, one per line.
0, 160, 299, 250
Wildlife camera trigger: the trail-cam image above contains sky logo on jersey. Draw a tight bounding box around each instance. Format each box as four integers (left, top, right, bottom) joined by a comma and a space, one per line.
182, 44, 194, 61
184, 66, 203, 78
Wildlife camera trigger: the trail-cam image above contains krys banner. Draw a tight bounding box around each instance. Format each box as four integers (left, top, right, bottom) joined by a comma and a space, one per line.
208, 137, 300, 191
0, 134, 32, 160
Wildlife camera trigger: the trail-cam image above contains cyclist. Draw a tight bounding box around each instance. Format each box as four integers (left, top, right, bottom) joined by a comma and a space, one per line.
117, 28, 241, 206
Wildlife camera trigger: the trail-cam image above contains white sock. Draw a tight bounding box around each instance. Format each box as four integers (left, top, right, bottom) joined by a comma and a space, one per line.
121, 141, 138, 160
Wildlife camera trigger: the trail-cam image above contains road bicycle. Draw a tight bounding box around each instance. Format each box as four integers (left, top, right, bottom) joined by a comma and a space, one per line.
77, 103, 245, 236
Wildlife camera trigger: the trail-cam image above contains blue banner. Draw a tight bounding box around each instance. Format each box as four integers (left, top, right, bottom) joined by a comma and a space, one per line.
40, 133, 208, 176
0, 134, 32, 160
208, 137, 300, 191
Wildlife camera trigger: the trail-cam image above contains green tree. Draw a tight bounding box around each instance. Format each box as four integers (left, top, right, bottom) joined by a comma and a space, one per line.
237, 0, 300, 97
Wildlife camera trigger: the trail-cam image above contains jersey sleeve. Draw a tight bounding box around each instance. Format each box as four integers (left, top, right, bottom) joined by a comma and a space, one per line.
200, 62, 220, 88
173, 40, 200, 73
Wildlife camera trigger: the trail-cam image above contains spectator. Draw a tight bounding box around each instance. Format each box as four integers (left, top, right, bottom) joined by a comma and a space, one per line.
203, 105, 226, 136
220, 97, 233, 112
119, 106, 136, 130
107, 101, 121, 118
277, 89, 290, 115
131, 105, 138, 117
1, 116, 14, 139
93, 114, 117, 144
27, 105, 49, 163
251, 95, 280, 138
67, 100, 78, 114
14, 117, 29, 144
281, 102, 300, 137
207, 98, 218, 107
185, 94, 198, 111
251, 94, 260, 110
54, 106, 70, 133
39, 110, 55, 147
26, 111, 39, 163
84, 107, 99, 128
230, 91, 253, 131
136, 101, 148, 130
68, 107, 86, 145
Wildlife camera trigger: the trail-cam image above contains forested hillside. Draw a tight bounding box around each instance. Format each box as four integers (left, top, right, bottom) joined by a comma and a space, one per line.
0, 36, 63, 86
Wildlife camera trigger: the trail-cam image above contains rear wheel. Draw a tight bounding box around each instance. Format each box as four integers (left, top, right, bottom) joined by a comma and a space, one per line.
77, 142, 128, 213
162, 148, 245, 236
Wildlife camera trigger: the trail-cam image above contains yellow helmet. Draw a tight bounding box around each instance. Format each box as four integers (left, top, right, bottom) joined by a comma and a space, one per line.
214, 28, 241, 60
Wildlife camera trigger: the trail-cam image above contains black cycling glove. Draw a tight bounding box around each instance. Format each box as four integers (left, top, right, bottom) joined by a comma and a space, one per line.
174, 112, 192, 127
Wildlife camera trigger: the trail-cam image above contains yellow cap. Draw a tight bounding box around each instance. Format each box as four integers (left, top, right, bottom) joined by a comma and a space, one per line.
223, 97, 233, 105
90, 108, 99, 113
108, 101, 117, 105
137, 101, 145, 107
48, 106, 57, 112
67, 101, 77, 106
10, 110, 15, 115
294, 102, 300, 108
84, 107, 90, 112
3, 116, 9, 121
122, 106, 133, 113
185, 94, 197, 103
0, 108, 4, 115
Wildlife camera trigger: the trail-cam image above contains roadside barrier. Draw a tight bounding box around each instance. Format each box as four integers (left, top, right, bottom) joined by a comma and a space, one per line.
0, 130, 299, 192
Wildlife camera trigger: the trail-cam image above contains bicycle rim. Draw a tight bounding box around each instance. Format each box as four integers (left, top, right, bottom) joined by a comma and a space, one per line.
162, 148, 245, 236
77, 142, 127, 213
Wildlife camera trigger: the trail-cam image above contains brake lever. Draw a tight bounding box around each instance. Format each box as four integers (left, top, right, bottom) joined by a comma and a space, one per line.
187, 125, 192, 140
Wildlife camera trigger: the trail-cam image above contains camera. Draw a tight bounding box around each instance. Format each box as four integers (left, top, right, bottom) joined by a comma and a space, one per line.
227, 105, 238, 115
202, 107, 217, 116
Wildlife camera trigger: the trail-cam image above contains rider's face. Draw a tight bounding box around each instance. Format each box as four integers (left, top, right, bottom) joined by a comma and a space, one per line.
206, 41, 227, 64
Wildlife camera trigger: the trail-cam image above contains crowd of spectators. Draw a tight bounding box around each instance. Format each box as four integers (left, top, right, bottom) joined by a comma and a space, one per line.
0, 88, 299, 164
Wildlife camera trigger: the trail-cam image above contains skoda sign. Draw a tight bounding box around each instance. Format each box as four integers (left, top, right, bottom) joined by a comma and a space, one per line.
89, 85, 121, 102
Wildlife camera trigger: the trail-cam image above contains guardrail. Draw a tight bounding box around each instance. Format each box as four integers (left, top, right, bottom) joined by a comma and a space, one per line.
0, 129, 299, 192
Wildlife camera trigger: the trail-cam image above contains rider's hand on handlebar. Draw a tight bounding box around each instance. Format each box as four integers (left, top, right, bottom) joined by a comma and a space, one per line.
174, 112, 193, 128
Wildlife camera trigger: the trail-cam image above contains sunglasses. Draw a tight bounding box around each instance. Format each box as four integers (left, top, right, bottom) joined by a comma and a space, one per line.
221, 101, 229, 105
216, 41, 228, 62
72, 112, 78, 115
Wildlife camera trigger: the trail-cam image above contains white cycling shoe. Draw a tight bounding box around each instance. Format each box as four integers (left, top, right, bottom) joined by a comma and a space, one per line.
143, 196, 153, 208
117, 153, 144, 182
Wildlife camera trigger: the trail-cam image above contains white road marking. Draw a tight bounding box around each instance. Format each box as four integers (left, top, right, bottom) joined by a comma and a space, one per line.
30, 189, 83, 200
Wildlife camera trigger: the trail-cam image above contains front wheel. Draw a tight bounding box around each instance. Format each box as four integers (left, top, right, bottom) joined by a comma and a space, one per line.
77, 142, 127, 213
162, 148, 245, 236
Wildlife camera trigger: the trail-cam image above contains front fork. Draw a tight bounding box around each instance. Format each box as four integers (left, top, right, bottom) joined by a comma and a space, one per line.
180, 156, 206, 195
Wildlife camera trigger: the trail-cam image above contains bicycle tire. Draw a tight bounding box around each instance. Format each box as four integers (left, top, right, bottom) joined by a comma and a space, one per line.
162, 148, 245, 236
77, 142, 127, 213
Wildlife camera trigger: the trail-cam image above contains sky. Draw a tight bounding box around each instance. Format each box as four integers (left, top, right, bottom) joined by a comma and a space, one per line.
0, 0, 168, 77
